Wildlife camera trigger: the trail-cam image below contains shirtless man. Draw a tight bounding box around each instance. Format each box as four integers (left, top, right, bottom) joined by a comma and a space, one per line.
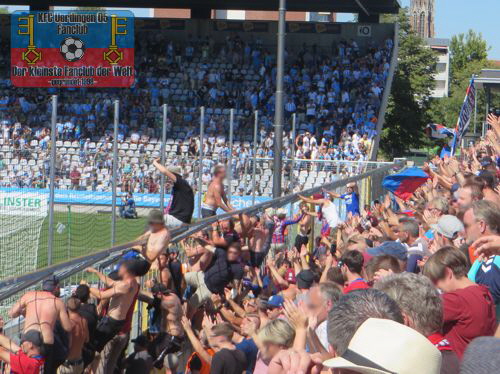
202, 165, 233, 218
85, 260, 140, 355
148, 284, 184, 368
123, 209, 171, 277
295, 203, 312, 249
9, 276, 72, 373
58, 297, 88, 374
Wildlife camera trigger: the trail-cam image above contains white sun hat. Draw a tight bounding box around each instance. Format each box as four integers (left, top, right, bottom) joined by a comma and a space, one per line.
323, 318, 442, 374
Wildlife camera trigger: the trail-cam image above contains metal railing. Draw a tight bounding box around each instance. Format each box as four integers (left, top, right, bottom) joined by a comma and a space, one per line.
0, 159, 403, 302
0, 158, 404, 360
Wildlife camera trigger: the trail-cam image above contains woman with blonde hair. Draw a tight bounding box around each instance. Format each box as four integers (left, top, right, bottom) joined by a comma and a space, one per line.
252, 319, 295, 373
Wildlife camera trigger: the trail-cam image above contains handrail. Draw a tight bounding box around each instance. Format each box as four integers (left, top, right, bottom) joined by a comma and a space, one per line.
0, 160, 403, 302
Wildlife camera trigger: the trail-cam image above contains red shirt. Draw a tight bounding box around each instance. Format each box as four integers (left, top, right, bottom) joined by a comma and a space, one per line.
10, 350, 44, 374
343, 278, 370, 294
442, 284, 497, 359
120, 287, 139, 334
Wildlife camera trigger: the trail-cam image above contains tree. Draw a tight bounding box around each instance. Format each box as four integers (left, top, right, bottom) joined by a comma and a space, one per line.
380, 9, 438, 158
449, 30, 489, 79
429, 30, 491, 131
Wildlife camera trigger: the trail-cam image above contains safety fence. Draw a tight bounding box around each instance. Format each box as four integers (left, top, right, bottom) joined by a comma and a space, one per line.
0, 160, 404, 333
0, 95, 388, 283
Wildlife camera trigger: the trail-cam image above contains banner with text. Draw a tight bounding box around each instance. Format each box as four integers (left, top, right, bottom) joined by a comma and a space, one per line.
0, 188, 271, 215
11, 10, 134, 87
0, 191, 48, 217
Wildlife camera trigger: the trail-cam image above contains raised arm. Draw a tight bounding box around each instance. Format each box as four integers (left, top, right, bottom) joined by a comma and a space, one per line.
153, 158, 177, 182
324, 189, 341, 199
180, 316, 213, 364
298, 195, 328, 206
0, 334, 19, 354
57, 299, 73, 333
86, 267, 116, 287
89, 280, 127, 301
8, 294, 27, 319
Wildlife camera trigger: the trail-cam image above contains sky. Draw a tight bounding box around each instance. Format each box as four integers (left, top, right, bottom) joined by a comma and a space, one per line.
339, 0, 500, 60
6, 1, 499, 59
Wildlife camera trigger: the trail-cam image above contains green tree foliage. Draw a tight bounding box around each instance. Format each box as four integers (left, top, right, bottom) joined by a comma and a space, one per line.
430, 30, 491, 130
380, 9, 438, 158
449, 30, 489, 80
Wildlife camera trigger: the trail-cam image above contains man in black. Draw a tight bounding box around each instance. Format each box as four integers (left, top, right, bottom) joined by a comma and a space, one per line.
74, 284, 98, 368
153, 159, 194, 228
185, 242, 243, 318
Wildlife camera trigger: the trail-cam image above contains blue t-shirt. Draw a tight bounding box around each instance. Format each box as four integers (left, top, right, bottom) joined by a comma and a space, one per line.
340, 192, 360, 216
468, 255, 500, 320
235, 338, 258, 374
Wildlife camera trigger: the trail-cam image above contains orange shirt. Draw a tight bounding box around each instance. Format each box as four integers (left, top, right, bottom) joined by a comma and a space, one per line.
185, 348, 215, 374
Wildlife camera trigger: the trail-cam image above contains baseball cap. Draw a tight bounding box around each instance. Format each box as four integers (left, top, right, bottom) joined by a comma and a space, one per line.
367, 241, 407, 261
431, 215, 464, 239
131, 335, 149, 347
266, 295, 284, 309
450, 183, 460, 194
167, 166, 182, 175
42, 275, 60, 292
323, 318, 441, 374
148, 209, 165, 224
21, 330, 44, 347
296, 269, 315, 290
480, 156, 493, 167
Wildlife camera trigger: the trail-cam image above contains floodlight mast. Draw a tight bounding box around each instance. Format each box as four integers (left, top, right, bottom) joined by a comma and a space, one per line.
273, 0, 286, 198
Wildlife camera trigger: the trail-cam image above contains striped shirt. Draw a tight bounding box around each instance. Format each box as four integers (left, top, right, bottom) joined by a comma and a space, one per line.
272, 214, 303, 244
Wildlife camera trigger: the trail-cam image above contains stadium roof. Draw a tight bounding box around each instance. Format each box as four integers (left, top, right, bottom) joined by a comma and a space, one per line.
475, 69, 500, 93
20, 0, 401, 14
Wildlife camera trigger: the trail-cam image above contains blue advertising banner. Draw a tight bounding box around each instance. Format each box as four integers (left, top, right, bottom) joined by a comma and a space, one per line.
0, 187, 271, 215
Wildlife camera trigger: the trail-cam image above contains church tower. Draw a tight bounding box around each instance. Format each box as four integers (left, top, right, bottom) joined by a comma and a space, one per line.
410, 0, 435, 39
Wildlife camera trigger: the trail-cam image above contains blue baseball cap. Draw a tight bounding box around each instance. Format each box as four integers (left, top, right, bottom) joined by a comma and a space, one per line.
266, 295, 284, 309
367, 241, 407, 261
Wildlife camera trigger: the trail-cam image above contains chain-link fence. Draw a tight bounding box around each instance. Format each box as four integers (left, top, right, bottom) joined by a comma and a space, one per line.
0, 97, 392, 272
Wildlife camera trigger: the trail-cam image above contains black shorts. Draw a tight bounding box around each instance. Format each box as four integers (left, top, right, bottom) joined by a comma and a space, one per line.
201, 208, 216, 218
149, 333, 183, 369
294, 234, 309, 250
41, 343, 55, 374
87, 316, 126, 353
250, 251, 267, 267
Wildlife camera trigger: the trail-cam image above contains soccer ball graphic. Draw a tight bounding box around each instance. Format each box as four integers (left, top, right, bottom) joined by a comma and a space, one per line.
60, 37, 85, 62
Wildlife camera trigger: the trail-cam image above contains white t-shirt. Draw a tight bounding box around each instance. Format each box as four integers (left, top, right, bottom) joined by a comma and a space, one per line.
323, 201, 341, 228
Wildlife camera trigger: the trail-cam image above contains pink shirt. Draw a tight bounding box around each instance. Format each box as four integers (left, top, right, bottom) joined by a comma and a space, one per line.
253, 352, 269, 374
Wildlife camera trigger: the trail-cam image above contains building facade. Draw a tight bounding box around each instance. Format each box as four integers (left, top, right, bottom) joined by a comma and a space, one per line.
426, 38, 450, 98
410, 0, 435, 39
153, 8, 335, 22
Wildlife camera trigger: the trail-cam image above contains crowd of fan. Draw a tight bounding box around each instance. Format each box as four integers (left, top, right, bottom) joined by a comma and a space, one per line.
0, 32, 389, 194
0, 130, 374, 196
1, 113, 500, 374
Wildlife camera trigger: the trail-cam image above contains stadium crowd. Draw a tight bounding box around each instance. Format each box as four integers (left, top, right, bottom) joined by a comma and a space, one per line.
1, 112, 500, 374
0, 33, 388, 194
